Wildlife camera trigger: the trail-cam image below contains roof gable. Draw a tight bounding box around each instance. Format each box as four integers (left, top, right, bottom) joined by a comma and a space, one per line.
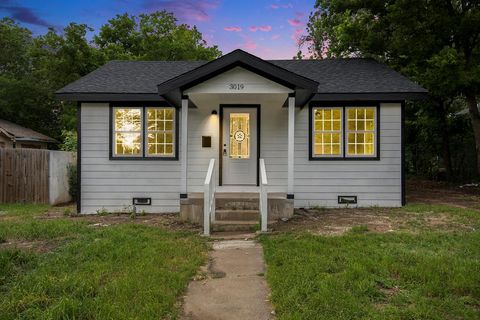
157, 49, 319, 95
184, 66, 293, 95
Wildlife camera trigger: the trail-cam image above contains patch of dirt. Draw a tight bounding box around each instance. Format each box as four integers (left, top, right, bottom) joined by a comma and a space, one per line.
269, 179, 479, 235
80, 212, 202, 231
271, 208, 396, 235
407, 178, 480, 210
34, 208, 202, 232
0, 239, 59, 253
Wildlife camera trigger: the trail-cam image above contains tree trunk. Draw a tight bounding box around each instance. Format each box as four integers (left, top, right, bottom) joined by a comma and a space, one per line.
438, 100, 453, 180
466, 93, 480, 177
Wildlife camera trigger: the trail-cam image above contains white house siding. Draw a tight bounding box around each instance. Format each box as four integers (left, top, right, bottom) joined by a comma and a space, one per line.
80, 98, 401, 212
80, 103, 181, 214
293, 102, 402, 208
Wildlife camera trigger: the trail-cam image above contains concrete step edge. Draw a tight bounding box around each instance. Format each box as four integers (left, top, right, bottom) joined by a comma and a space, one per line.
215, 209, 259, 214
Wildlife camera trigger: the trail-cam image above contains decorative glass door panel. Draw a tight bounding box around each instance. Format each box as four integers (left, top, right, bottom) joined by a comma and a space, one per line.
229, 113, 250, 159
222, 107, 257, 185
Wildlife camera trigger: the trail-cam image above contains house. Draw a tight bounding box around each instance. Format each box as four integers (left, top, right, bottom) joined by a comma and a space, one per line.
0, 119, 58, 149
56, 49, 427, 229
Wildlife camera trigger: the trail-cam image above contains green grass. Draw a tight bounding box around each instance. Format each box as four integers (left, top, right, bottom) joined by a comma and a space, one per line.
0, 204, 207, 319
260, 204, 480, 320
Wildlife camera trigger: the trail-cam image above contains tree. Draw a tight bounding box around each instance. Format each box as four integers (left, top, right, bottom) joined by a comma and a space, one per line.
0, 18, 32, 77
0, 20, 103, 140
306, 0, 480, 179
0, 11, 221, 149
94, 11, 221, 61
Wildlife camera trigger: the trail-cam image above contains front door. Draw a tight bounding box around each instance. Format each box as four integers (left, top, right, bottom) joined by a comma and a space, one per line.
222, 106, 258, 185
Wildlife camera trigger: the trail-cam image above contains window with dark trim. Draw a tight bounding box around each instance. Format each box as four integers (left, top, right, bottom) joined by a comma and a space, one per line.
111, 105, 177, 160
146, 108, 175, 157
312, 107, 343, 157
113, 107, 143, 156
310, 104, 380, 160
346, 107, 377, 157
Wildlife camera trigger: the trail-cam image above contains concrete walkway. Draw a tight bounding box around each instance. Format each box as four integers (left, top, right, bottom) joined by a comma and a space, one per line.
181, 237, 274, 320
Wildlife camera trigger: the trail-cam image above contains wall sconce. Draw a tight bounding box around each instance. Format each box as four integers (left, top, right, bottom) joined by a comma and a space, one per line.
211, 110, 218, 115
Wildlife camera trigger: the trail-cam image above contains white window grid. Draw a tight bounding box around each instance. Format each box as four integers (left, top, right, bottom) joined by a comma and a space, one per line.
346, 107, 376, 157
146, 107, 175, 157
312, 107, 343, 157
113, 107, 143, 156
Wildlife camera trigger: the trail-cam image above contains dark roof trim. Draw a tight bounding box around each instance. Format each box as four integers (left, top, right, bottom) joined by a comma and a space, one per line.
157, 49, 319, 94
311, 92, 428, 101
56, 93, 165, 102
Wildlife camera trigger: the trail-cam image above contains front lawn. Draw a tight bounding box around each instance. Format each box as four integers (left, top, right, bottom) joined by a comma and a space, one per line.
261, 204, 480, 319
0, 204, 207, 319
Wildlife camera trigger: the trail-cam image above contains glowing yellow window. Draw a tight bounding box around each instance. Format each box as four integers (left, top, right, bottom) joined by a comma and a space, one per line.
346, 107, 376, 156
230, 113, 250, 159
313, 108, 342, 156
114, 108, 142, 156
146, 107, 175, 156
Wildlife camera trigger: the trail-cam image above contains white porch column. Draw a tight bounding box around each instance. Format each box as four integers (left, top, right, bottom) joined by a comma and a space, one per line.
287, 93, 295, 198
180, 95, 188, 198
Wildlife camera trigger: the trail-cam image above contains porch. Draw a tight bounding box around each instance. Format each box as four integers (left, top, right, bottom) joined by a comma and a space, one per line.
177, 90, 297, 234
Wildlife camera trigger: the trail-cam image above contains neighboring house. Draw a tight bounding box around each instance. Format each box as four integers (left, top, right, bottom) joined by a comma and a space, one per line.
0, 119, 58, 149
56, 49, 427, 217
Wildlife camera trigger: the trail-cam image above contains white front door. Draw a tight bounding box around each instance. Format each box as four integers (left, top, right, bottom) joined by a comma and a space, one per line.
222, 107, 258, 185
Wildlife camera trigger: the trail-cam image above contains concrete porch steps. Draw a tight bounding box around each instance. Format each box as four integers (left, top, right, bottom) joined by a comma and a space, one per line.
180, 192, 294, 231
215, 209, 259, 221
212, 221, 258, 232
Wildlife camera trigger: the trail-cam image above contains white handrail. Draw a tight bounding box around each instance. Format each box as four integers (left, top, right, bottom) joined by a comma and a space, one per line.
259, 159, 268, 232
203, 158, 216, 235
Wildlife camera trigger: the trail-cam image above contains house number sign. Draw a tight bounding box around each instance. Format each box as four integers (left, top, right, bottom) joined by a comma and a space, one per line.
234, 130, 245, 142
228, 83, 245, 90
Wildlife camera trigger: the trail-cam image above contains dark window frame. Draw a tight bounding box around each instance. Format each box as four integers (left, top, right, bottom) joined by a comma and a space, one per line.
309, 102, 381, 161
109, 103, 179, 161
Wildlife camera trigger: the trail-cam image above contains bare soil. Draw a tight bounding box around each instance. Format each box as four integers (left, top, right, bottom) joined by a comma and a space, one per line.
269, 179, 480, 235
40, 208, 202, 232
0, 239, 60, 253
407, 178, 480, 210
8, 178, 479, 239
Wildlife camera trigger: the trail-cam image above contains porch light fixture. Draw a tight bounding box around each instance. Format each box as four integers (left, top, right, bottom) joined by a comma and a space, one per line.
211, 110, 218, 115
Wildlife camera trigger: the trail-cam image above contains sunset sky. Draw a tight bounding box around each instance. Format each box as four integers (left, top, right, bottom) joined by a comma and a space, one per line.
0, 0, 316, 59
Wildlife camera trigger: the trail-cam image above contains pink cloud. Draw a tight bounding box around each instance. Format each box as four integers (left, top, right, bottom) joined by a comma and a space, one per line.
243, 39, 257, 50
291, 28, 304, 45
295, 12, 305, 18
271, 34, 280, 40
143, 0, 219, 22
237, 34, 257, 51
287, 18, 302, 26
249, 25, 272, 32
258, 25, 272, 32
224, 26, 242, 32
270, 3, 292, 9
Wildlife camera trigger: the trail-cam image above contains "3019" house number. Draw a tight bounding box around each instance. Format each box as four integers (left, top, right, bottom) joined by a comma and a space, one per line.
228, 83, 245, 90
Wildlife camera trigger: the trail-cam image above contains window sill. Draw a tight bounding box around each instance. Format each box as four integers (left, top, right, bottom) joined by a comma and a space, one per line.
309, 156, 380, 161
109, 156, 179, 161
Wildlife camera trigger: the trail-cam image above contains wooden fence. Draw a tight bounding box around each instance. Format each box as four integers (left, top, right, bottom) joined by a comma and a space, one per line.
0, 148, 51, 203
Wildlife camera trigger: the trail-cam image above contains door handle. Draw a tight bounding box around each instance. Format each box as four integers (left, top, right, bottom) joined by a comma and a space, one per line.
223, 144, 227, 156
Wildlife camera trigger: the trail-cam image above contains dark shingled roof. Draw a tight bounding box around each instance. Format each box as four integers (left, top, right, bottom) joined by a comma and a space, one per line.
270, 59, 425, 94
0, 119, 58, 143
56, 58, 427, 101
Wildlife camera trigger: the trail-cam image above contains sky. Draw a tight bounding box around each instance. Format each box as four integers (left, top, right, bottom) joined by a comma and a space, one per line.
0, 0, 316, 59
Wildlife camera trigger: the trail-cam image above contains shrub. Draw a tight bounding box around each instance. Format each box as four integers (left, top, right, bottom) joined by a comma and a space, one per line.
67, 164, 77, 201
60, 130, 77, 152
